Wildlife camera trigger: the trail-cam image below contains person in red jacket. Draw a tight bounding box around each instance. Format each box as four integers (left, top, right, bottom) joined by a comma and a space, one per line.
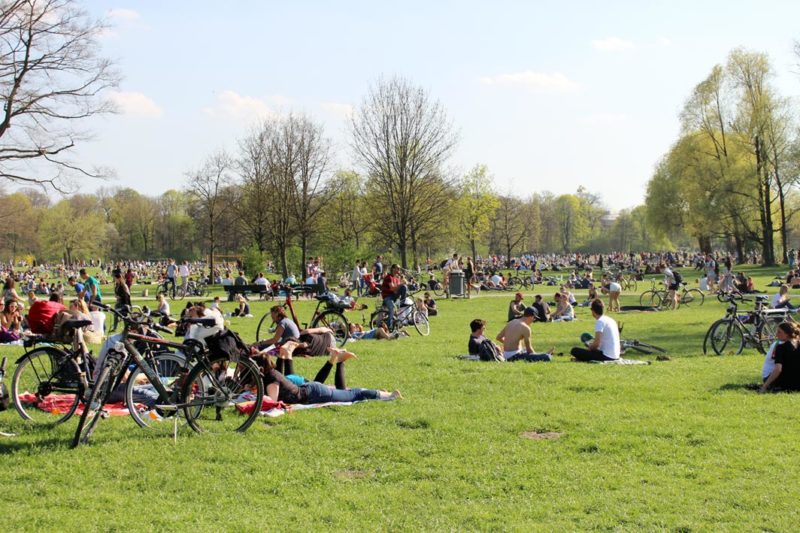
27, 293, 65, 335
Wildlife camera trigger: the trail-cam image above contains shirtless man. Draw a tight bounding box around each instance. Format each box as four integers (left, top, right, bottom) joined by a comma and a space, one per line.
494, 307, 553, 362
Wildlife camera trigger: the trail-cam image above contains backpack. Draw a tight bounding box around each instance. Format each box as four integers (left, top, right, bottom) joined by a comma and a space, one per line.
204, 328, 250, 361
673, 270, 683, 284
478, 338, 505, 362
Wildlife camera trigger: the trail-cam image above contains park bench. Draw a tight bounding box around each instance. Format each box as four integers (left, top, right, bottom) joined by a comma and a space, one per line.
223, 284, 271, 301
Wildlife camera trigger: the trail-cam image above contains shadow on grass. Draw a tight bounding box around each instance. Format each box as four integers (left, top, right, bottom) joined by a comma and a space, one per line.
717, 382, 760, 392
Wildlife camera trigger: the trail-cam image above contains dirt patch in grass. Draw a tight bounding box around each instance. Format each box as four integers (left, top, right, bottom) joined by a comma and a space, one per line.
335, 469, 370, 479
521, 431, 563, 440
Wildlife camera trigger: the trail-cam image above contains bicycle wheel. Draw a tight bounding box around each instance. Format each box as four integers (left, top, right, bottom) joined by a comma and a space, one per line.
506, 277, 520, 290
12, 347, 83, 425
176, 286, 187, 301
756, 317, 783, 354
71, 363, 116, 448
255, 313, 272, 343
370, 309, 390, 330
628, 279, 638, 292
626, 340, 667, 354
639, 290, 661, 307
181, 356, 263, 434
311, 310, 349, 347
413, 310, 430, 336
126, 352, 188, 431
431, 282, 445, 297
681, 289, 704, 306
710, 319, 745, 355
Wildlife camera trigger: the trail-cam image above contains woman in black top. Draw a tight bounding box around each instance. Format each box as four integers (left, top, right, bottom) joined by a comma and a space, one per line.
761, 322, 800, 392
111, 269, 131, 332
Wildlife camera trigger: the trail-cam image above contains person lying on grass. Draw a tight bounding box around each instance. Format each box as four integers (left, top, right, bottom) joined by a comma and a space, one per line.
349, 322, 406, 340
257, 351, 402, 404
760, 321, 800, 393
569, 299, 620, 362
493, 308, 553, 362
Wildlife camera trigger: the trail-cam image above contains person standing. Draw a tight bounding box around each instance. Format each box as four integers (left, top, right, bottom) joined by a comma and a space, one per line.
179, 260, 190, 294
352, 260, 363, 296
110, 269, 131, 332
381, 264, 407, 331
165, 259, 177, 299
79, 268, 102, 306
569, 299, 620, 362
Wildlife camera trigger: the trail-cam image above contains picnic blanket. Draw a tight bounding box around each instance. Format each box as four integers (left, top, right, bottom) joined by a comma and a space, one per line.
17, 392, 143, 417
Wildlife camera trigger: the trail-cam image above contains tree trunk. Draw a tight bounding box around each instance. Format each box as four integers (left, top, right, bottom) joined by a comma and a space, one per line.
299, 234, 307, 282
470, 238, 477, 263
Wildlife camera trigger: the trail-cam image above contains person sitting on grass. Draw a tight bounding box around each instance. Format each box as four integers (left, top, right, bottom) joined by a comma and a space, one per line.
423, 292, 438, 316
231, 294, 252, 317
494, 307, 553, 362
771, 284, 797, 311
569, 299, 620, 362
508, 292, 525, 321
258, 350, 402, 404
532, 294, 551, 322
760, 321, 800, 393
551, 292, 575, 322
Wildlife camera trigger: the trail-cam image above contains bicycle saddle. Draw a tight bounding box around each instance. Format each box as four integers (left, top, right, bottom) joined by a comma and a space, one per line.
62, 319, 92, 329
184, 317, 218, 328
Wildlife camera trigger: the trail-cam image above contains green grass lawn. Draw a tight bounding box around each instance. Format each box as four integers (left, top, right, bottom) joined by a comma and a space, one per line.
1, 267, 799, 531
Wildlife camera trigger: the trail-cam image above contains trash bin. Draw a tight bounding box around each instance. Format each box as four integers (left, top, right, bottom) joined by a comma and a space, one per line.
448, 270, 465, 298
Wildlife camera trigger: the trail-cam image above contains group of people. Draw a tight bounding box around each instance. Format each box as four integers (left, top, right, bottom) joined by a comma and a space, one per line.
470, 299, 621, 363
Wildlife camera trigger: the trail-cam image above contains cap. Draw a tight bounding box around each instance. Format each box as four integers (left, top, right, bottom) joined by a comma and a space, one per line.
523, 306, 539, 319
515, 292, 523, 299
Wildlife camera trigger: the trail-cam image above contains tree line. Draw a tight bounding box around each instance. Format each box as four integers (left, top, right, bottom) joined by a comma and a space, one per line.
645, 48, 800, 265
3, 2, 799, 270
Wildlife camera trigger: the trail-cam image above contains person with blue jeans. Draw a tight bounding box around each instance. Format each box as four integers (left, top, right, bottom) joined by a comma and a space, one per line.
381, 264, 407, 330
260, 351, 402, 404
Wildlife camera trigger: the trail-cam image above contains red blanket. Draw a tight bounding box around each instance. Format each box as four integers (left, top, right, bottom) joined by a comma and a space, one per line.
17, 392, 142, 417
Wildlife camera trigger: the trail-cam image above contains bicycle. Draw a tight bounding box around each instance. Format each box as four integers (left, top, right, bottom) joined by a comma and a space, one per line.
255, 285, 350, 347
369, 298, 430, 337
639, 279, 672, 309
11, 319, 97, 426
702, 295, 791, 355
620, 338, 667, 355
185, 279, 210, 298
72, 305, 263, 447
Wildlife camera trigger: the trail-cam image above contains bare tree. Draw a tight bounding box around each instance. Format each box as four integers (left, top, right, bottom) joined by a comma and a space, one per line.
186, 151, 233, 282
351, 76, 457, 268
285, 113, 333, 276
237, 123, 273, 256
0, 0, 119, 191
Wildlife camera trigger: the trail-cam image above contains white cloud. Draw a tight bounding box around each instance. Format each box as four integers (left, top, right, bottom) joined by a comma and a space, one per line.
203, 90, 274, 121
479, 71, 580, 93
584, 112, 629, 126
591, 37, 634, 52
107, 8, 141, 21
657, 36, 672, 47
320, 101, 354, 120
108, 91, 162, 118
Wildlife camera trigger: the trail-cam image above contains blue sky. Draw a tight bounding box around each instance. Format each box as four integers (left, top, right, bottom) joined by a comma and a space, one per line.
77, 0, 800, 209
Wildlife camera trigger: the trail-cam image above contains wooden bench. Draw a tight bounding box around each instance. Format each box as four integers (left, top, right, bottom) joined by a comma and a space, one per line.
223, 284, 271, 301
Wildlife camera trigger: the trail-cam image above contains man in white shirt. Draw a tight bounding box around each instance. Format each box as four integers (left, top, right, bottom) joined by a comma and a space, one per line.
179, 261, 190, 292
569, 299, 620, 362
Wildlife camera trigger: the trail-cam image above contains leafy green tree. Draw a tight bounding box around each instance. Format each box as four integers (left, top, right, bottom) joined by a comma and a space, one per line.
458, 164, 499, 261
40, 199, 108, 263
